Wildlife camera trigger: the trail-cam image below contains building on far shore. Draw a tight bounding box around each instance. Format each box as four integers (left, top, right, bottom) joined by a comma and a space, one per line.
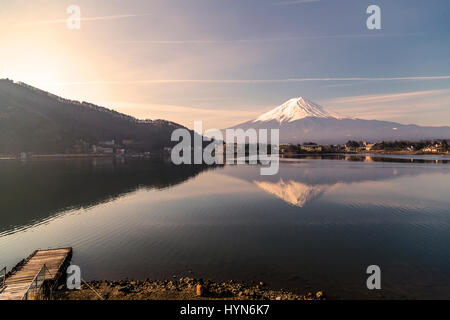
99, 139, 115, 146
92, 145, 114, 154
364, 143, 376, 151
421, 146, 444, 153
278, 140, 448, 155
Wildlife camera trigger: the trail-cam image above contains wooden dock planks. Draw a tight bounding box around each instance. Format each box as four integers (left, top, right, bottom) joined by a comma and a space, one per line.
0, 247, 72, 300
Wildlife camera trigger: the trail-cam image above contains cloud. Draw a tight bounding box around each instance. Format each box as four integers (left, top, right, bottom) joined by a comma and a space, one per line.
324, 89, 450, 125
119, 32, 421, 45
15, 14, 151, 27
44, 76, 450, 86
328, 89, 450, 105
274, 0, 320, 5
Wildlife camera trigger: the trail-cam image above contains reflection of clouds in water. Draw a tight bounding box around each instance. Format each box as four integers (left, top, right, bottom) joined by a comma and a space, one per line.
254, 179, 327, 207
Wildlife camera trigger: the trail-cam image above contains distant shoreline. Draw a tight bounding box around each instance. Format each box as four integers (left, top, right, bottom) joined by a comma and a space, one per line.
1, 150, 449, 161
0, 153, 162, 160
282, 150, 449, 156
0, 153, 114, 160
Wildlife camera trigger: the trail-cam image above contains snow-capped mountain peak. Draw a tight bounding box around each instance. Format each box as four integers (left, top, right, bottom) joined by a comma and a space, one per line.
229, 96, 450, 144
253, 97, 343, 123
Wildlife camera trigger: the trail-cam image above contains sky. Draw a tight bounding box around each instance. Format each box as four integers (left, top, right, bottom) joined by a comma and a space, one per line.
1, 0, 450, 129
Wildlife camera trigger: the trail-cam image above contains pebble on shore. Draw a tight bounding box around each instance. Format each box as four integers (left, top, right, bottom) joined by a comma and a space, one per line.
54, 277, 325, 300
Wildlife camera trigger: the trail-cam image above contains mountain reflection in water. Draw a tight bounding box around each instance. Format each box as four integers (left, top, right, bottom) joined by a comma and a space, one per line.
225, 155, 442, 208
254, 179, 327, 207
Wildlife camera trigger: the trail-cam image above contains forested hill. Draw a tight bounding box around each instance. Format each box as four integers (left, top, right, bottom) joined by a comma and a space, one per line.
0, 79, 186, 153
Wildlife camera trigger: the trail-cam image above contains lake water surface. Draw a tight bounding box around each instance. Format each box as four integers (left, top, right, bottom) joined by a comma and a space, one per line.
1, 155, 449, 299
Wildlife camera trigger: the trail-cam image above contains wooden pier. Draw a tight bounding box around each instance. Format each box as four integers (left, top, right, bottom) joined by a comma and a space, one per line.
0, 247, 72, 300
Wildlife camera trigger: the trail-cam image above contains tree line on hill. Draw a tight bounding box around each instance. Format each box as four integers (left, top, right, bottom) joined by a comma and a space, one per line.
0, 79, 189, 154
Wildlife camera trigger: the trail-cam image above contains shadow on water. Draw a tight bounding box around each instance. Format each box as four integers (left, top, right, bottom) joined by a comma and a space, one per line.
0, 157, 219, 235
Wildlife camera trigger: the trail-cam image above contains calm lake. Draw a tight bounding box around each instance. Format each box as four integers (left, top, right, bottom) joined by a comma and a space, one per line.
1, 155, 449, 299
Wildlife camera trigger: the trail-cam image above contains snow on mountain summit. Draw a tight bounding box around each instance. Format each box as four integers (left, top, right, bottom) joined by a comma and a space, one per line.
253, 97, 344, 123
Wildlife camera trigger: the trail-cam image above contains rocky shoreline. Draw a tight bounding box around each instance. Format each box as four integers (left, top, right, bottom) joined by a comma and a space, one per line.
55, 278, 325, 300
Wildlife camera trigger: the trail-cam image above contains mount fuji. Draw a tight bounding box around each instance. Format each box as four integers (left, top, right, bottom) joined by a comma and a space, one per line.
228, 97, 450, 144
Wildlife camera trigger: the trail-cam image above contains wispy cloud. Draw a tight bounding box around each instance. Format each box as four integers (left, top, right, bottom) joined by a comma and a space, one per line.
274, 0, 321, 5
44, 75, 450, 86
329, 89, 450, 105
120, 32, 421, 44
324, 89, 450, 125
15, 14, 151, 27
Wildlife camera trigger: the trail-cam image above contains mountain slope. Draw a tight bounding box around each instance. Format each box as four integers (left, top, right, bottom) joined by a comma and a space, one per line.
229, 97, 450, 144
254, 97, 344, 123
0, 79, 186, 153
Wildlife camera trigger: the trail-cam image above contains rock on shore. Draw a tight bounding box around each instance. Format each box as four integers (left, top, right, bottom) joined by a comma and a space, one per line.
55, 278, 325, 300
